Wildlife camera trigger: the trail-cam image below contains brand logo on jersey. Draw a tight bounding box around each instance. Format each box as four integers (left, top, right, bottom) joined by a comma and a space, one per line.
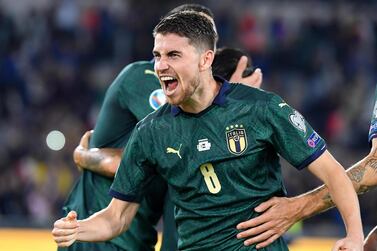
166, 144, 182, 159
197, 139, 211, 152
279, 102, 289, 108
149, 89, 166, 110
226, 124, 248, 155
307, 131, 321, 148
144, 69, 157, 77
289, 110, 306, 134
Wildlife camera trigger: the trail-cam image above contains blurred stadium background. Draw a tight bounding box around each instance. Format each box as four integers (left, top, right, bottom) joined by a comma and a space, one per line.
1, 0, 377, 250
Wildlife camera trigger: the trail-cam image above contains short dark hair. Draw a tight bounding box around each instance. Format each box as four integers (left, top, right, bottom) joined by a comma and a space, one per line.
167, 4, 214, 19
153, 11, 217, 51
212, 47, 254, 81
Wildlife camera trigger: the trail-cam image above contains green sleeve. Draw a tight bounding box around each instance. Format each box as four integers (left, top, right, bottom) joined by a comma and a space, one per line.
264, 94, 326, 169
109, 126, 157, 202
90, 67, 138, 148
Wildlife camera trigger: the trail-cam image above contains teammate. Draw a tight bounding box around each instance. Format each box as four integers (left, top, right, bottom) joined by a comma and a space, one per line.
53, 12, 363, 251
61, 4, 262, 251
235, 85, 377, 249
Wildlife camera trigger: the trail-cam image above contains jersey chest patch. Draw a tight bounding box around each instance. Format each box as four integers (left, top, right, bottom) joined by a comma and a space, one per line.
225, 124, 248, 155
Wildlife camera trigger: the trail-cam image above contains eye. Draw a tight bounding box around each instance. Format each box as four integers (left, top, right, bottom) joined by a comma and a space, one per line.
168, 52, 180, 59
153, 54, 161, 61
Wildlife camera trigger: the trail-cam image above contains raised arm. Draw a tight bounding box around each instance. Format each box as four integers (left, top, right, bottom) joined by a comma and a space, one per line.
73, 131, 122, 177
236, 139, 377, 248
52, 199, 139, 247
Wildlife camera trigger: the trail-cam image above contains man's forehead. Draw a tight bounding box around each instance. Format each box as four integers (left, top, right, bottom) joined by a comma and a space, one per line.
153, 33, 192, 52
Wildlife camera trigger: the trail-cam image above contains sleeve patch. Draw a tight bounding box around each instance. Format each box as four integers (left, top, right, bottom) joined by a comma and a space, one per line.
289, 110, 307, 134
307, 131, 321, 148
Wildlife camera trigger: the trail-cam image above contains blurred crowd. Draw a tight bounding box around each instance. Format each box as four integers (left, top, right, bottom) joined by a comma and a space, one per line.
0, 0, 376, 233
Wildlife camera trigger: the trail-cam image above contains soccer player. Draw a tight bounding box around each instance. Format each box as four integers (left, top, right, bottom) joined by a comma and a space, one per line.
62, 4, 262, 251
52, 11, 363, 251
234, 85, 377, 249
72, 46, 259, 251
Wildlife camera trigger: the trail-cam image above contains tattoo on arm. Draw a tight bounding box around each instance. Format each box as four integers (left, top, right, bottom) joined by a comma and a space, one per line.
348, 164, 366, 183
311, 157, 377, 214
367, 158, 377, 172
82, 148, 122, 177
84, 152, 106, 172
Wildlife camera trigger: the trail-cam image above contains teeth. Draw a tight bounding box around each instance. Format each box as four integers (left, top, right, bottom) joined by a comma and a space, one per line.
160, 76, 175, 81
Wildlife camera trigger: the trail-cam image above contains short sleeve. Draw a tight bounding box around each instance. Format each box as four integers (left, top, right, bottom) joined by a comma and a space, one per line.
265, 95, 326, 170
109, 126, 156, 202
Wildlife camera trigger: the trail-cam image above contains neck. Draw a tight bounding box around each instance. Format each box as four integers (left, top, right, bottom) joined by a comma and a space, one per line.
179, 73, 220, 114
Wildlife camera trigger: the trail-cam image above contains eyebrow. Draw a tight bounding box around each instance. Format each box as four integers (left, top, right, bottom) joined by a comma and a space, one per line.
152, 50, 182, 56
167, 50, 182, 56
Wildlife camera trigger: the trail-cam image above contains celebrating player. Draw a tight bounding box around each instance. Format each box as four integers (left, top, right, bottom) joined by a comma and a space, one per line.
53, 11, 363, 251
61, 4, 262, 251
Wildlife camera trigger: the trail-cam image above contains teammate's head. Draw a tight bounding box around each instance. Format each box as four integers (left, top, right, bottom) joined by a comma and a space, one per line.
165, 4, 217, 48
212, 47, 254, 81
153, 11, 217, 53
166, 4, 214, 19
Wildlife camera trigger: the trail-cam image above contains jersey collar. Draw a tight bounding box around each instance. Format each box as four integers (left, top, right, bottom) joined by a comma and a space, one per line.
171, 76, 230, 116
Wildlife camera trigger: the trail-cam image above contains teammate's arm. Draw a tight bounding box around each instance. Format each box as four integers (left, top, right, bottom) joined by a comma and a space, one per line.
237, 139, 377, 248
73, 131, 122, 177
240, 150, 364, 249
52, 199, 139, 247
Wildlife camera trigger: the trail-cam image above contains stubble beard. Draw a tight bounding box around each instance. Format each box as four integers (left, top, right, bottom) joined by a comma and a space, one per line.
167, 75, 201, 107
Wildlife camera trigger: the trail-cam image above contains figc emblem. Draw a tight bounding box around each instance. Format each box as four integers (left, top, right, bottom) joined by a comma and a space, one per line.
226, 124, 248, 155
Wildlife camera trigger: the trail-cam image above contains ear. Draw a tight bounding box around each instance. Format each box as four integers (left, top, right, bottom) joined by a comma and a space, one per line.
199, 50, 215, 72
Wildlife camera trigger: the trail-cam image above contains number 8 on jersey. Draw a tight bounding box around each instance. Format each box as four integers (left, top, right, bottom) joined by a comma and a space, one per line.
200, 163, 222, 194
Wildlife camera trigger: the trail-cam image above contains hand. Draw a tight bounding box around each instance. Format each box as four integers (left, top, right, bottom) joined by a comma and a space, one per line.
236, 197, 302, 249
229, 56, 262, 88
332, 236, 363, 251
73, 130, 93, 171
52, 211, 79, 247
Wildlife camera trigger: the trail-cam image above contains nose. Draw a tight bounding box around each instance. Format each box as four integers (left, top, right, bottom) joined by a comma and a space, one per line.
154, 57, 169, 72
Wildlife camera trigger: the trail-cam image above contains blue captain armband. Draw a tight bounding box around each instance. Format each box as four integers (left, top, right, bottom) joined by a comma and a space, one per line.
369, 120, 377, 144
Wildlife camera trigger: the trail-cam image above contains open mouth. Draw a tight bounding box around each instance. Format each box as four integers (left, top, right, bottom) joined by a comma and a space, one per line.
160, 76, 178, 94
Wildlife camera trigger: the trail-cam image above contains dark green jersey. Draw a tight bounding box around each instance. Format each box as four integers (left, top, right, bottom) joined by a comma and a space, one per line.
111, 78, 326, 251
63, 61, 172, 250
